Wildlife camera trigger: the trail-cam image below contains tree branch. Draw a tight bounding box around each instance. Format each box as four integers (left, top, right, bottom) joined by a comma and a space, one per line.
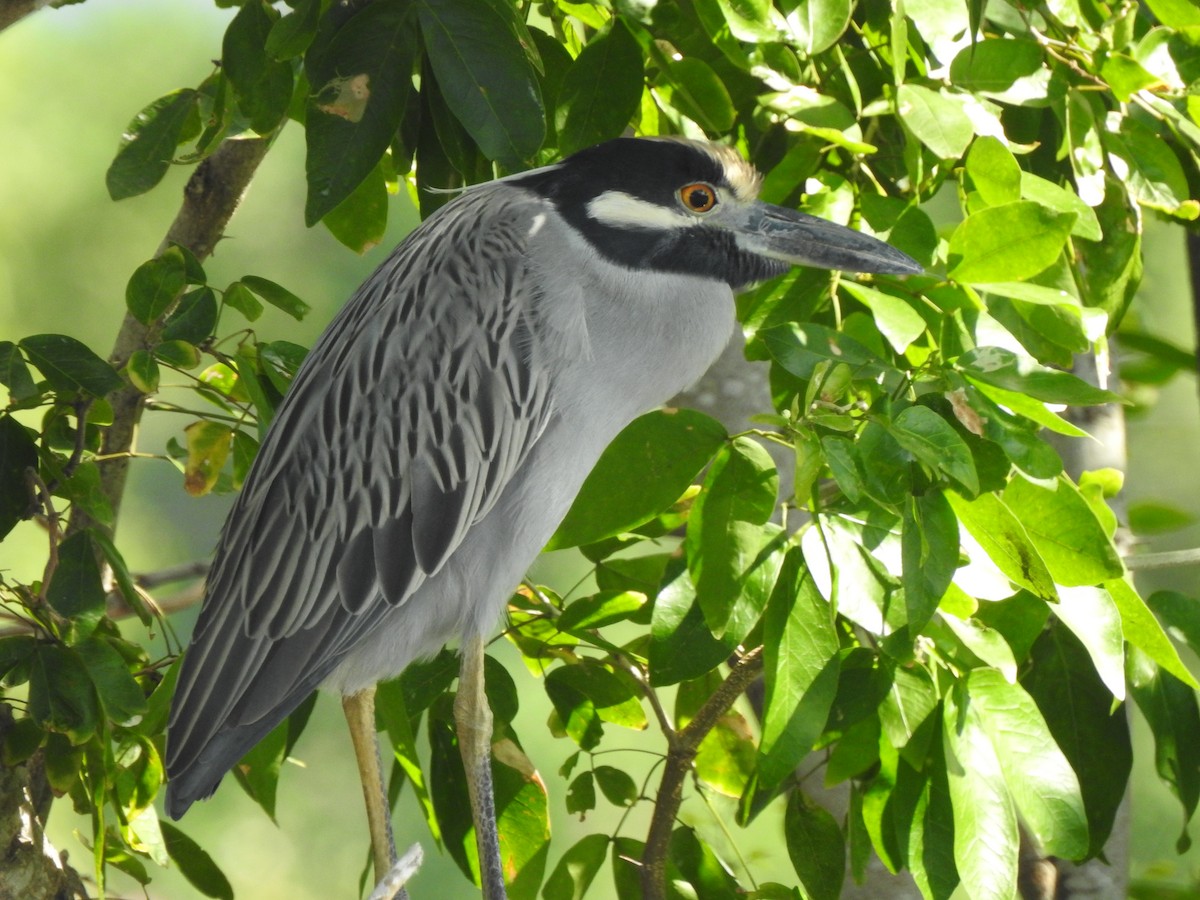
68, 137, 273, 542
0, 0, 50, 33
640, 647, 764, 900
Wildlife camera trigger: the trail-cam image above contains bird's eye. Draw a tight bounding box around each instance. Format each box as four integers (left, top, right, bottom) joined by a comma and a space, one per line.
679, 182, 718, 214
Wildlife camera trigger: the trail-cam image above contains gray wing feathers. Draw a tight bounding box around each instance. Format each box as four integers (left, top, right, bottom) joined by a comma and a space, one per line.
166, 188, 555, 811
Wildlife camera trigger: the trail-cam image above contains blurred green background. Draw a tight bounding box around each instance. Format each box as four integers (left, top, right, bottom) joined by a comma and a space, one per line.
2, 1, 1199, 897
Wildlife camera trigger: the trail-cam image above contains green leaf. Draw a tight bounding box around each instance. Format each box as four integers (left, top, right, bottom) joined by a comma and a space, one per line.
46, 531, 106, 624
966, 136, 1021, 207
222, 281, 264, 321
896, 84, 974, 160
232, 715, 287, 821
786, 0, 852, 54
1129, 650, 1200, 852
29, 645, 100, 744
958, 346, 1119, 405
1002, 475, 1123, 586
821, 434, 864, 503
802, 518, 893, 635
611, 836, 645, 900
125, 350, 160, 394
948, 202, 1076, 283
76, 637, 148, 727
160, 821, 234, 900
153, 339, 201, 369
321, 160, 388, 254
1106, 116, 1197, 218
1100, 52, 1160, 102
555, 17, 643, 156
0, 415, 37, 540
162, 287, 218, 344
648, 570, 732, 686
710, 0, 779, 42
943, 685, 1018, 900
549, 409, 726, 550
240, 275, 310, 320
90, 529, 152, 625
685, 437, 780, 635
658, 57, 736, 134
968, 669, 1090, 860
126, 247, 187, 325
494, 737, 551, 898
785, 790, 845, 900
106, 89, 198, 201
1075, 177, 1142, 326
594, 765, 638, 807
1023, 621, 1132, 857
854, 422, 907, 508
265, 0, 319, 60
557, 591, 645, 633
966, 379, 1087, 437
1147, 590, 1200, 658
305, 0, 418, 224
678, 671, 755, 796
668, 826, 740, 899
947, 490, 1057, 602
1020, 172, 1102, 241
222, 0, 293, 134
667, 830, 739, 897
1107, 578, 1199, 689
879, 666, 939, 754
1052, 585, 1126, 701
763, 322, 892, 382
566, 770, 596, 816
839, 282, 926, 353
940, 613, 1019, 682
19, 334, 123, 397
543, 833, 608, 900
417, 0, 545, 167
183, 420, 234, 497
890, 406, 979, 494
546, 662, 646, 732
0, 341, 37, 402
948, 38, 1043, 96
902, 490, 958, 633
757, 552, 840, 791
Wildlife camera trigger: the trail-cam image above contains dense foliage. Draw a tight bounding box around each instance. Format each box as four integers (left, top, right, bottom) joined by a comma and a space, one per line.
2, 0, 1200, 897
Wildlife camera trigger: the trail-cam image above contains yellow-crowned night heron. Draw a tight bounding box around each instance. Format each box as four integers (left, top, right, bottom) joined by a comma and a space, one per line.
164, 137, 919, 898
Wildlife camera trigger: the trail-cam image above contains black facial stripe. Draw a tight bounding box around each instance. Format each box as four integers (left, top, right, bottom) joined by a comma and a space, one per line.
510, 138, 781, 289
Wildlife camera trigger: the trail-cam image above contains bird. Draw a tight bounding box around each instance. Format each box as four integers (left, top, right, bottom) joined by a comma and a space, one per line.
164, 136, 920, 898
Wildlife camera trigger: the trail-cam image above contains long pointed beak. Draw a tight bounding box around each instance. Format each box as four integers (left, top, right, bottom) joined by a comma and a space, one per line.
739, 202, 922, 275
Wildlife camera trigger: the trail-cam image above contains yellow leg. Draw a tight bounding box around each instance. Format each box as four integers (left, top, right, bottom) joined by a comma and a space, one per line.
456, 636, 507, 899
343, 688, 396, 885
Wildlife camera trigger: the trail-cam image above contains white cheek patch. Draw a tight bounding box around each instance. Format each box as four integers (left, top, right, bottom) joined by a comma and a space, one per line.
528, 213, 546, 237
586, 190, 695, 231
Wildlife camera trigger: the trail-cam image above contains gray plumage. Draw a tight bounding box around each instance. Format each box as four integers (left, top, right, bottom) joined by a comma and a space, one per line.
165, 137, 918, 818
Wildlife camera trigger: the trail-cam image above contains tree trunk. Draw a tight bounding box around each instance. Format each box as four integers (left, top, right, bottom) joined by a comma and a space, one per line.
0, 706, 87, 900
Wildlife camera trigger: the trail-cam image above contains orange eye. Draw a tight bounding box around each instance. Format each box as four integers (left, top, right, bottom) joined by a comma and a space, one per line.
679, 182, 718, 213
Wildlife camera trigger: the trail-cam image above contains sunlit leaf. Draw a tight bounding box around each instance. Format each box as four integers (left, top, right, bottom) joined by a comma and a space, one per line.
106, 90, 198, 200
549, 409, 726, 550
758, 550, 840, 791
948, 201, 1075, 283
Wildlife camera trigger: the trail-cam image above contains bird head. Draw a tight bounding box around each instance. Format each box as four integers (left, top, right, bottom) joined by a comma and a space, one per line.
509, 137, 921, 290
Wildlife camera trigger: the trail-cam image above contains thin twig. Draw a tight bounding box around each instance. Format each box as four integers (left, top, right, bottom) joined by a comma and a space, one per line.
640, 647, 764, 900
24, 469, 59, 608
1125, 548, 1200, 571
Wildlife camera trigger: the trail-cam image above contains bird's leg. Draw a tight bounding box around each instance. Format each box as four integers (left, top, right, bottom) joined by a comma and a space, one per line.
456, 635, 507, 899
343, 688, 399, 887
